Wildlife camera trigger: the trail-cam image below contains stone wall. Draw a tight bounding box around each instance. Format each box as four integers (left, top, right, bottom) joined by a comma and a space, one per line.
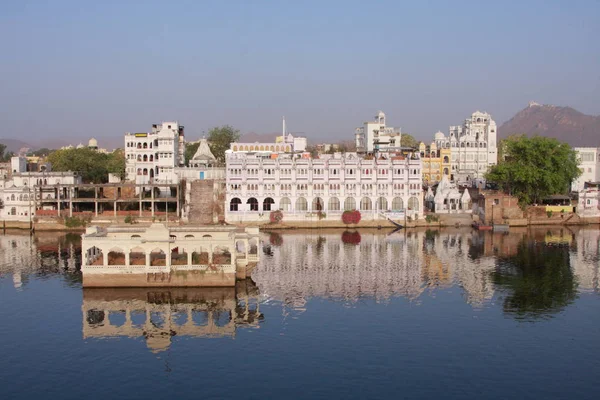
188, 180, 216, 224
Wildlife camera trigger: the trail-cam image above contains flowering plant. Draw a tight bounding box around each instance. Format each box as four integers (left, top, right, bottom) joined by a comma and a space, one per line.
270, 210, 283, 223
341, 210, 361, 225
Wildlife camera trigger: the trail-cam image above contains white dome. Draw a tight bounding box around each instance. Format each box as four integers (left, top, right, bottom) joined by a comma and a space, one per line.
434, 131, 445, 140
88, 138, 98, 147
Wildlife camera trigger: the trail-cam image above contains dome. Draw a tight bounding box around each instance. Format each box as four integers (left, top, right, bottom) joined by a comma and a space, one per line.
76, 143, 84, 149
434, 131, 445, 140
88, 138, 98, 147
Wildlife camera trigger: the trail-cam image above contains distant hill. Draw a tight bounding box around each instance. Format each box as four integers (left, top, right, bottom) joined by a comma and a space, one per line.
0, 138, 34, 153
499, 102, 600, 147
239, 132, 279, 143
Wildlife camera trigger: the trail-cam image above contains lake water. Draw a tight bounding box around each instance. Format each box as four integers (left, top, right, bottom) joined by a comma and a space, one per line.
1, 227, 599, 400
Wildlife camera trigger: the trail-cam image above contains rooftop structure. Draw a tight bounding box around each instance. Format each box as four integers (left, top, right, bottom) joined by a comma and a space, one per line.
355, 111, 402, 154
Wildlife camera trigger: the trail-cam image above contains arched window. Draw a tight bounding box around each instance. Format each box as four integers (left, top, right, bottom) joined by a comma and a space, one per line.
143, 168, 148, 175
328, 197, 340, 211
259, 145, 265, 151
149, 155, 153, 161
230, 198, 242, 211
233, 146, 238, 151
443, 156, 449, 163
312, 197, 323, 212
137, 168, 142, 175
10, 207, 16, 215
143, 155, 148, 162
143, 143, 148, 149
344, 197, 356, 211
247, 197, 259, 211
270, 146, 274, 151
137, 143, 142, 149
263, 197, 274, 211
392, 197, 404, 210
360, 197, 372, 211
295, 197, 308, 211
408, 197, 420, 211
377, 197, 388, 210
280, 197, 291, 211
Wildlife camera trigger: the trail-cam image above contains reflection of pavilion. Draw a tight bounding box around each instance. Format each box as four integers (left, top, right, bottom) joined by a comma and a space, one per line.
81, 223, 260, 287
82, 281, 263, 352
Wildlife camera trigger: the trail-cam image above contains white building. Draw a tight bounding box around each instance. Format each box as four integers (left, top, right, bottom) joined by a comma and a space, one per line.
425, 175, 472, 214
434, 111, 498, 183
124, 122, 185, 185
355, 111, 402, 154
571, 147, 600, 192
225, 151, 423, 222
230, 118, 307, 154
0, 156, 81, 221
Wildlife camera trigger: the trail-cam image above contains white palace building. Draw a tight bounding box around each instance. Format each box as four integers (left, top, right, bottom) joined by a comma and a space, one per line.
225, 150, 423, 223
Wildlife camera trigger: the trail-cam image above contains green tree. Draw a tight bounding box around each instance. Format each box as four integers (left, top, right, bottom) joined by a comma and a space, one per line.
47, 148, 124, 183
184, 142, 200, 166
401, 134, 418, 148
28, 148, 54, 157
207, 125, 240, 162
485, 135, 581, 205
106, 149, 126, 179
0, 143, 15, 162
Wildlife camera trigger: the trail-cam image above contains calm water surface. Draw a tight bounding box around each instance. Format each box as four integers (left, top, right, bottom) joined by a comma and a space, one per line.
1, 227, 599, 400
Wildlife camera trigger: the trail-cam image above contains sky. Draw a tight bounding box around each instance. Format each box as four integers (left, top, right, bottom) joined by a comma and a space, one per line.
1, 0, 598, 148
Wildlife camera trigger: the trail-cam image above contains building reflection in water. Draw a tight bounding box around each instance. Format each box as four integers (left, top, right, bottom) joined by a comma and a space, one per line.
82, 281, 263, 353
255, 227, 599, 318
0, 232, 81, 289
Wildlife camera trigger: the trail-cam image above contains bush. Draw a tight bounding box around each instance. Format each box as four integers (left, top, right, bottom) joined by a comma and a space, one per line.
270, 210, 283, 223
124, 215, 137, 224
317, 211, 326, 220
342, 210, 361, 225
425, 215, 439, 223
63, 216, 91, 228
341, 230, 361, 245
547, 210, 553, 218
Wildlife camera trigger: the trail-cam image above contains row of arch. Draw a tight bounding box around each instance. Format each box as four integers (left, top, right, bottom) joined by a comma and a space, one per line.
229, 196, 420, 212
232, 144, 291, 152
127, 140, 159, 149
6, 194, 30, 202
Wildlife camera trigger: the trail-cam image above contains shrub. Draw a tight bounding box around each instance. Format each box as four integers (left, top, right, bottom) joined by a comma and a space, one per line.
341, 230, 361, 245
63, 216, 91, 228
342, 210, 361, 225
124, 215, 137, 224
270, 210, 284, 223
317, 211, 326, 220
425, 215, 439, 223
547, 210, 553, 218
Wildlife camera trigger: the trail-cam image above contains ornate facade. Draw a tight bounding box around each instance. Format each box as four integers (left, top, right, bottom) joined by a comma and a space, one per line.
434, 111, 498, 183
225, 151, 424, 222
124, 122, 185, 185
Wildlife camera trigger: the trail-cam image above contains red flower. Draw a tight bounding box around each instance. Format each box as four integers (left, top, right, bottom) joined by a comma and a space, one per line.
341, 210, 362, 225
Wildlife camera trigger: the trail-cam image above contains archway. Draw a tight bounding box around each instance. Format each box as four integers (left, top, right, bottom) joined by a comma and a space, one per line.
296, 197, 308, 211
191, 248, 210, 265
213, 246, 232, 265
377, 197, 388, 211
328, 197, 340, 211
392, 197, 404, 210
107, 248, 126, 265
344, 197, 356, 211
129, 246, 146, 265
360, 197, 372, 211
247, 197, 259, 211
280, 197, 291, 211
408, 197, 420, 211
229, 198, 241, 211
263, 197, 275, 211
86, 246, 104, 266
150, 249, 166, 266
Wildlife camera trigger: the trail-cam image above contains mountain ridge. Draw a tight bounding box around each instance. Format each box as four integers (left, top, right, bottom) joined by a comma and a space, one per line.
499, 102, 600, 147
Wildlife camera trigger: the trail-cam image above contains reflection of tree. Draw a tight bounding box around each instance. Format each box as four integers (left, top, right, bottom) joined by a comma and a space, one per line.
341, 231, 361, 245
492, 241, 577, 319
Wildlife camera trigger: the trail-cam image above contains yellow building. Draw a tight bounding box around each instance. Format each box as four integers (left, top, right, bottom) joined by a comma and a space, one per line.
419, 142, 451, 184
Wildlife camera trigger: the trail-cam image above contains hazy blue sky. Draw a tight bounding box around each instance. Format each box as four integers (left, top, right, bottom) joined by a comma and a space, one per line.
1, 0, 598, 147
